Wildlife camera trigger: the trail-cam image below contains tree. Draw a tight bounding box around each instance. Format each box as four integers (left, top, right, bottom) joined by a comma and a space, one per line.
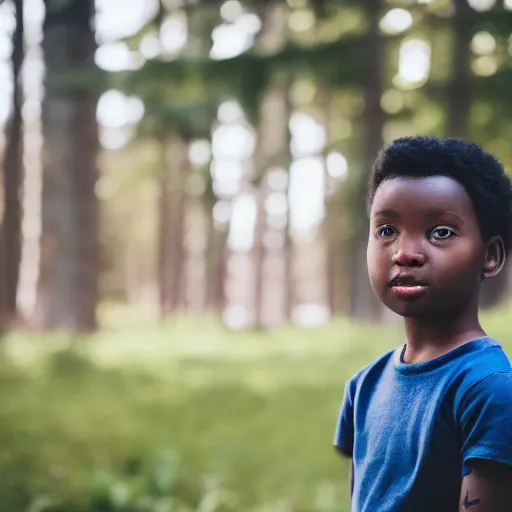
346, 0, 385, 321
35, 0, 100, 331
447, 0, 471, 139
203, 171, 228, 314
0, 0, 24, 327
158, 136, 189, 316
250, 4, 293, 328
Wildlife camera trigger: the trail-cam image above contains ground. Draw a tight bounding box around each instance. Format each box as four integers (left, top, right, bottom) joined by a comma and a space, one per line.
0, 305, 510, 511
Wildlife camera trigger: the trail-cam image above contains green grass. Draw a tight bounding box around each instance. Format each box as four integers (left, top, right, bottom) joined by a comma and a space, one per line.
0, 305, 511, 511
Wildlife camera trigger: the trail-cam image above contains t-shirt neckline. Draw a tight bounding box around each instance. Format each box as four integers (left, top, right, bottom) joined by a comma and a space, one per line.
393, 337, 500, 375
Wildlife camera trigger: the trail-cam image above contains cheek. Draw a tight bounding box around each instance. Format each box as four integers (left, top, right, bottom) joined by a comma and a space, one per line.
432, 242, 485, 281
367, 240, 390, 281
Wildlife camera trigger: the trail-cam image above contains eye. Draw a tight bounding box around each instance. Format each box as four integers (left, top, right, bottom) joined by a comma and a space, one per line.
376, 225, 396, 238
430, 226, 455, 241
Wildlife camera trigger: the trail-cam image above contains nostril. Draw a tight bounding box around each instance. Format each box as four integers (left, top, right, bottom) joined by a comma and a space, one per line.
392, 250, 425, 267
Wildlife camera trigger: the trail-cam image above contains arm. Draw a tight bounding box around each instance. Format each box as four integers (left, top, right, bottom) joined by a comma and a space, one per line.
459, 459, 512, 511
457, 372, 512, 510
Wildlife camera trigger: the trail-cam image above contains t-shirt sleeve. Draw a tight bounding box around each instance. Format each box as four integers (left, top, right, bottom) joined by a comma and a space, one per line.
458, 371, 512, 476
334, 377, 356, 457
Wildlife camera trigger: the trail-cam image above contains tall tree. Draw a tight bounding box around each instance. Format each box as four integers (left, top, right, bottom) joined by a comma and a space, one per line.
347, 0, 385, 321
251, 3, 292, 328
158, 137, 189, 316
252, 185, 267, 328
253, 79, 292, 327
0, 0, 24, 327
325, 191, 347, 316
318, 85, 348, 318
447, 0, 471, 139
35, 0, 100, 331
282, 92, 294, 323
203, 171, 228, 314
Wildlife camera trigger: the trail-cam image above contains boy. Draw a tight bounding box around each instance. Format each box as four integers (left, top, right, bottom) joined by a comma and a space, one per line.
334, 136, 512, 512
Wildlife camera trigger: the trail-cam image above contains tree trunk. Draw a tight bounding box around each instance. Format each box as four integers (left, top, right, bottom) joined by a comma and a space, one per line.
283, 215, 294, 322
325, 196, 347, 316
447, 0, 471, 139
320, 90, 336, 317
204, 208, 228, 313
35, 0, 99, 331
158, 145, 172, 316
318, 87, 347, 318
213, 232, 228, 313
250, 4, 289, 328
158, 138, 188, 317
252, 77, 289, 328
253, 186, 267, 330
324, 200, 335, 316
0, 0, 24, 326
282, 89, 294, 323
348, 0, 384, 321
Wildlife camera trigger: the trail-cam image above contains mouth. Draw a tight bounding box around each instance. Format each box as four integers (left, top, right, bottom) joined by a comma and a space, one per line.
388, 277, 428, 300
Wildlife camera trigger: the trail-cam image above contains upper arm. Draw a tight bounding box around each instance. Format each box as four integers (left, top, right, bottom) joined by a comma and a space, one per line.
459, 459, 512, 511
458, 372, 512, 476
457, 372, 512, 510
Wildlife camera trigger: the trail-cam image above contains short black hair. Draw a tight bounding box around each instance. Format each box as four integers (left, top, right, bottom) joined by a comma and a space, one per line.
367, 136, 512, 253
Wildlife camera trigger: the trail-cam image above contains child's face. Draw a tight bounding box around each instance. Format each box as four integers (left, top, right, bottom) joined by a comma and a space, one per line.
367, 175, 497, 319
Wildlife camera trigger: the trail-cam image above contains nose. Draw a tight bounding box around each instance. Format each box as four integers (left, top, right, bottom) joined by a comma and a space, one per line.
392, 242, 426, 267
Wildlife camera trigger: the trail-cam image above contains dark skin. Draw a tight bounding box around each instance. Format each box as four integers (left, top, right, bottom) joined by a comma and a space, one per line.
367, 176, 504, 363
460, 460, 512, 511
348, 175, 511, 511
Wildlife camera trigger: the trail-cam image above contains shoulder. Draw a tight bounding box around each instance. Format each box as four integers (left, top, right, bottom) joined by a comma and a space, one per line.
442, 343, 512, 475
449, 341, 511, 404
344, 348, 396, 398
334, 349, 396, 456
460, 370, 512, 409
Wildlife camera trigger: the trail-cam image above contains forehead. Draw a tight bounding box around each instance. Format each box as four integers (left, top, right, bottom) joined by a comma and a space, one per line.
370, 176, 477, 222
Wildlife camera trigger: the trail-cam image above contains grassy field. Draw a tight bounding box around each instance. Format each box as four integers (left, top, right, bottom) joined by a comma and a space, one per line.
0, 305, 511, 511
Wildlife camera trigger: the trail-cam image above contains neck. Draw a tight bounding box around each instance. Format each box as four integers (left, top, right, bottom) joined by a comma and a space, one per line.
402, 302, 486, 363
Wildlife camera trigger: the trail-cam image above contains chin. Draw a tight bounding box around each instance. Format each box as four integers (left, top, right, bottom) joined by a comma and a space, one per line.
382, 299, 429, 319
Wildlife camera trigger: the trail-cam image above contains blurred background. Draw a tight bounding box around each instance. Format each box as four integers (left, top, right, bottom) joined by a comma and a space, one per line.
0, 0, 511, 510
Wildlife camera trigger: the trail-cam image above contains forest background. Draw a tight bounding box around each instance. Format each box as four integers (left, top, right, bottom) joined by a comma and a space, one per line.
0, 0, 511, 510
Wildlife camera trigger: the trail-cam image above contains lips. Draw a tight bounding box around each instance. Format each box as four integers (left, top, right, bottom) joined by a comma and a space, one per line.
388, 275, 428, 300
389, 277, 427, 287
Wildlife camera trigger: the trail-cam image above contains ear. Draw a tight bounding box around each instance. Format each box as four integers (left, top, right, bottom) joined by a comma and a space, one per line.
482, 236, 506, 280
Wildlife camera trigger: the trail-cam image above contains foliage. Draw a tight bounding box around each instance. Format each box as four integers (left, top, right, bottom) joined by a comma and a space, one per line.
0, 307, 511, 511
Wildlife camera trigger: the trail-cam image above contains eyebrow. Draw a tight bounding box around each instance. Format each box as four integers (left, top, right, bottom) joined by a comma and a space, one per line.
373, 208, 400, 218
373, 208, 465, 224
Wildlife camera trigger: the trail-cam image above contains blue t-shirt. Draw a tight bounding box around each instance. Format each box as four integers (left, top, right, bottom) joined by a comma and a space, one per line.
334, 337, 512, 512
